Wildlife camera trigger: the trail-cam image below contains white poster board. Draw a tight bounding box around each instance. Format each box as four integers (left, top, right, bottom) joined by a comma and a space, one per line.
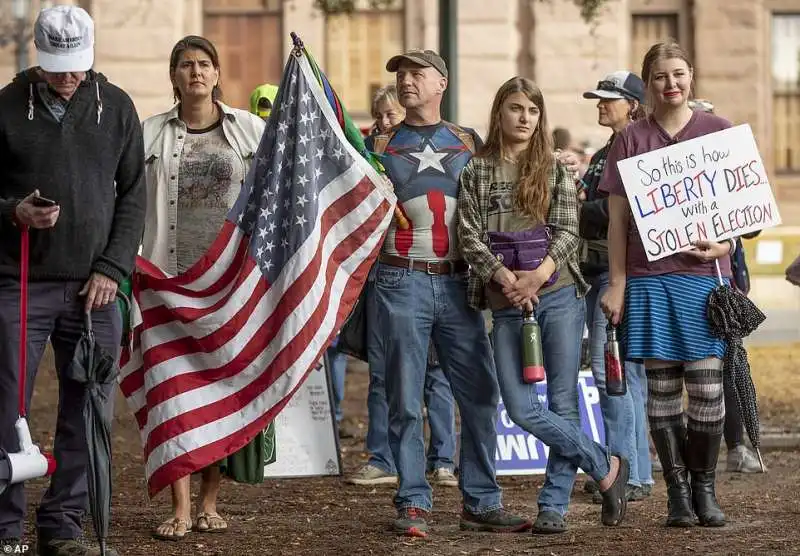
263, 356, 341, 478
617, 124, 781, 261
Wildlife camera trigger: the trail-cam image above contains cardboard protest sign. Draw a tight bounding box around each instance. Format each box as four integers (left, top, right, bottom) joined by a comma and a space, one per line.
617, 124, 781, 262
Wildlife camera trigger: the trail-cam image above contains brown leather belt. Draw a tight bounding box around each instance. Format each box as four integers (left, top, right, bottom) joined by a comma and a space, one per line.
379, 254, 469, 275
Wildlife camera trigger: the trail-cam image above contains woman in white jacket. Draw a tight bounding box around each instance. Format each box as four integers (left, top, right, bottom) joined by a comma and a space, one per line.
141, 35, 265, 541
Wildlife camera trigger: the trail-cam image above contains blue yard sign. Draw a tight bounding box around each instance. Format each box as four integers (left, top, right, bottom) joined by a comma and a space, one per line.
495, 370, 605, 475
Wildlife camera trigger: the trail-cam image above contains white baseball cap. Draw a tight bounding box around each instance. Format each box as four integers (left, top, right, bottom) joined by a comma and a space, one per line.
34, 5, 95, 73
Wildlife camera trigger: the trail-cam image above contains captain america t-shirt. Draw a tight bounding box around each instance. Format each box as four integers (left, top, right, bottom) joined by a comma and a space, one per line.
367, 122, 481, 261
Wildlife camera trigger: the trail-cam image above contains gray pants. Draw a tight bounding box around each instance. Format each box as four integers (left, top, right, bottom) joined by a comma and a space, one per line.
0, 278, 120, 541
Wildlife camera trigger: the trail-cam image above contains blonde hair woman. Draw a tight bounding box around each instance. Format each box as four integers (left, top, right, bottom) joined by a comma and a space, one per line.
600, 42, 736, 528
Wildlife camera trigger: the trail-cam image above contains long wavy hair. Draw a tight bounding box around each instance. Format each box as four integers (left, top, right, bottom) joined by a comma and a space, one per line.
480, 77, 554, 223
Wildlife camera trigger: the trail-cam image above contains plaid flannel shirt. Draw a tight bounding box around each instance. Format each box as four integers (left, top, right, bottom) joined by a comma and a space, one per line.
457, 155, 589, 310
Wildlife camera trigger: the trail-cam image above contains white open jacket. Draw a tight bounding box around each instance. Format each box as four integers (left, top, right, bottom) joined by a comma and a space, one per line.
140, 101, 265, 274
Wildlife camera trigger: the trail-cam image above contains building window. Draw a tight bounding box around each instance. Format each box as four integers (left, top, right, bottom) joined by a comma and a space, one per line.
630, 14, 679, 74
772, 14, 800, 173
325, 0, 404, 118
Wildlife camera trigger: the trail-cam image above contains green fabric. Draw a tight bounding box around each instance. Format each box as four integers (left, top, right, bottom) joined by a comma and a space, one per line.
220, 421, 277, 484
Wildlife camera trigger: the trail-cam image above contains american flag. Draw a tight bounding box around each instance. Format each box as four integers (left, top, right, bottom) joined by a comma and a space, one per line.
119, 45, 396, 496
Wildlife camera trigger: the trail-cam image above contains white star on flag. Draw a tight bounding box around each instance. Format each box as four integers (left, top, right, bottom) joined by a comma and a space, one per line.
411, 144, 447, 173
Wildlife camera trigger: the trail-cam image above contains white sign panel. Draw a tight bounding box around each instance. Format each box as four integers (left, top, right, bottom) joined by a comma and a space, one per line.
617, 124, 781, 261
263, 358, 341, 478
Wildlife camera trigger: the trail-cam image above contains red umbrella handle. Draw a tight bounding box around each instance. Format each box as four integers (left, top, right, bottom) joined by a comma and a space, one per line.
19, 225, 29, 418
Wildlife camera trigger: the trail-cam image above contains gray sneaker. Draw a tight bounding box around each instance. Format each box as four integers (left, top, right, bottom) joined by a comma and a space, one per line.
344, 464, 398, 485
726, 445, 766, 473
430, 467, 458, 487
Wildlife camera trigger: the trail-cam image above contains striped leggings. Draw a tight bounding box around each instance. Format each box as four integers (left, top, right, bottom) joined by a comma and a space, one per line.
646, 358, 725, 434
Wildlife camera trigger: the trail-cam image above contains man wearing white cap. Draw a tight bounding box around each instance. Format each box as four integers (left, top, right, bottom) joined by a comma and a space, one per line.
0, 6, 144, 556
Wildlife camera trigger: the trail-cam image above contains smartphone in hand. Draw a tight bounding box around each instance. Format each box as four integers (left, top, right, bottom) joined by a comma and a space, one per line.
32, 196, 57, 208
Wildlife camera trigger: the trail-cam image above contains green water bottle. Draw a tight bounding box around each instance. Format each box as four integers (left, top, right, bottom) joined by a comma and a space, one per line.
521, 310, 545, 383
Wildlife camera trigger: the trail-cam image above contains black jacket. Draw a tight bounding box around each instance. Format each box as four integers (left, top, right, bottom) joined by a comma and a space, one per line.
0, 69, 146, 284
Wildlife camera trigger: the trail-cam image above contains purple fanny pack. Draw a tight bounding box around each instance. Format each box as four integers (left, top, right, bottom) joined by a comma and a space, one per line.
487, 226, 559, 288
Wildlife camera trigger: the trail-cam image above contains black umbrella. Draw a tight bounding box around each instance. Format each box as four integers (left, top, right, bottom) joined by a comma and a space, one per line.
706, 264, 767, 471
65, 311, 119, 556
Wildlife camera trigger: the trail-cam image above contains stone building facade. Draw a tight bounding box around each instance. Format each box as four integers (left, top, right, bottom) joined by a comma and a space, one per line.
1, 0, 799, 232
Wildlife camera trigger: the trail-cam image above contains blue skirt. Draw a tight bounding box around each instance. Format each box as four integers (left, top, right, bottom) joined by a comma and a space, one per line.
623, 274, 726, 362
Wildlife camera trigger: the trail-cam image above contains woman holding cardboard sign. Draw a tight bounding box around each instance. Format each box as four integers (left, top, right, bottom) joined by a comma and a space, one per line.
599, 41, 737, 529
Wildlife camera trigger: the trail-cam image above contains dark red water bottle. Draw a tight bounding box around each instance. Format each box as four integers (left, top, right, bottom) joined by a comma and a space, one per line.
604, 323, 626, 396
521, 310, 545, 383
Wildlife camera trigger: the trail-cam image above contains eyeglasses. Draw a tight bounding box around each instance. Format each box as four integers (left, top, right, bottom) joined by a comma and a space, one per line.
597, 80, 627, 94
595, 80, 642, 102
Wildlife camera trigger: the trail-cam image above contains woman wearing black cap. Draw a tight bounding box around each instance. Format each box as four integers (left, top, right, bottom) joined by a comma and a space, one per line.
578, 71, 654, 503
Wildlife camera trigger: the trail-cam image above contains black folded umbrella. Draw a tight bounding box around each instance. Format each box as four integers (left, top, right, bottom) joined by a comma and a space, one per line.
65, 311, 119, 556
706, 266, 767, 471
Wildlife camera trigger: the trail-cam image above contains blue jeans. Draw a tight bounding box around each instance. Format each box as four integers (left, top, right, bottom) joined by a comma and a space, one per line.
627, 361, 653, 485
327, 345, 348, 423
367, 263, 501, 513
365, 357, 457, 473
492, 285, 609, 517
585, 272, 640, 487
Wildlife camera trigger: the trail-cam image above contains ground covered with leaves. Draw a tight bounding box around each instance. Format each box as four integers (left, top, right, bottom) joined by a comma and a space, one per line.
17, 345, 800, 555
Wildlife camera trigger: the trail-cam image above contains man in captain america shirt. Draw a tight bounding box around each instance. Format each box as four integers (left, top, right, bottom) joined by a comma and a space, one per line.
363, 49, 533, 538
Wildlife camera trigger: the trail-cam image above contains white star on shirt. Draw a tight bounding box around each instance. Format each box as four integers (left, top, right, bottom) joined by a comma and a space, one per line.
411, 145, 447, 173
265, 240, 275, 252
278, 121, 289, 134
296, 194, 308, 207
295, 214, 307, 226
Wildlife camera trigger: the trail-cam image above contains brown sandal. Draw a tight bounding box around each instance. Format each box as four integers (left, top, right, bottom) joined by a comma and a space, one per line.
152, 517, 192, 541
195, 511, 228, 533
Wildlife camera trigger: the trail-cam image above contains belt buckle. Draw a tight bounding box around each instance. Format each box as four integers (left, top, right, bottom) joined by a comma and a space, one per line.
425, 261, 438, 275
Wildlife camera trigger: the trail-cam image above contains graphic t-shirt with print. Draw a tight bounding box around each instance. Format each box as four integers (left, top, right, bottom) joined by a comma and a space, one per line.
367, 122, 481, 261
176, 119, 244, 272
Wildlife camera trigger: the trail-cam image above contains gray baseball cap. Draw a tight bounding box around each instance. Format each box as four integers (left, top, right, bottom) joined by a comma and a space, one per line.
386, 49, 448, 78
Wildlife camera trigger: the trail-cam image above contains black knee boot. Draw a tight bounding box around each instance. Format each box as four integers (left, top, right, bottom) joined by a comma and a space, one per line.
651, 426, 695, 527
686, 429, 726, 527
